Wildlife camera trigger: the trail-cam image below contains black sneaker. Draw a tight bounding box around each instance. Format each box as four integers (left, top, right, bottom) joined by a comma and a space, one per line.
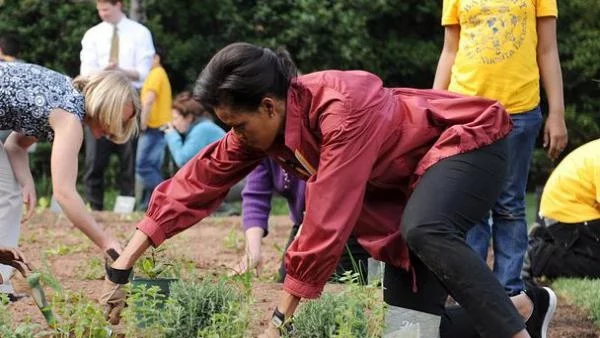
525, 286, 557, 338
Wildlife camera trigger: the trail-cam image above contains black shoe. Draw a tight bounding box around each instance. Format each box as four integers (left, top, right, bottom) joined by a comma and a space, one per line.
525, 286, 557, 338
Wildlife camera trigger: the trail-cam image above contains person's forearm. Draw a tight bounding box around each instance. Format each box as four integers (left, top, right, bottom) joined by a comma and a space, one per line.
245, 227, 265, 254
140, 94, 156, 129
4, 142, 33, 186
277, 291, 301, 318
111, 230, 152, 269
433, 51, 456, 90
54, 189, 117, 251
538, 50, 564, 116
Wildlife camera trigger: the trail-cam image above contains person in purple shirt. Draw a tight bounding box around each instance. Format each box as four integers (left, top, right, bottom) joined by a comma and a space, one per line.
238, 158, 370, 283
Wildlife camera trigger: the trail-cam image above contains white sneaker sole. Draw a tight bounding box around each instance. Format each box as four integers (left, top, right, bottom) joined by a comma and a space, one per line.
541, 287, 557, 338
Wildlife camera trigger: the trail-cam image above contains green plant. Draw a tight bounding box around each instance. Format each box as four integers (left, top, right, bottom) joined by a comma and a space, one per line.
136, 247, 177, 279
50, 291, 112, 338
35, 257, 63, 293
75, 256, 104, 280
122, 284, 167, 336
0, 293, 43, 337
223, 227, 243, 251
35, 196, 50, 214
161, 279, 250, 338
287, 282, 384, 338
44, 243, 86, 257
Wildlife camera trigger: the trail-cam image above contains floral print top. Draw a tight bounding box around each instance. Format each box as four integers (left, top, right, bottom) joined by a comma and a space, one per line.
0, 62, 85, 141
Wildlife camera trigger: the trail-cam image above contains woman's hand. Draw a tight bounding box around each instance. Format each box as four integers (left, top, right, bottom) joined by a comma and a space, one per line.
237, 250, 263, 276
236, 227, 264, 276
162, 122, 175, 134
100, 230, 152, 324
20, 179, 37, 223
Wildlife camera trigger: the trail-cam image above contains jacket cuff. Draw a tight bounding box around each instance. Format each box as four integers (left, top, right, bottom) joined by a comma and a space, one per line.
283, 274, 325, 299
137, 216, 166, 247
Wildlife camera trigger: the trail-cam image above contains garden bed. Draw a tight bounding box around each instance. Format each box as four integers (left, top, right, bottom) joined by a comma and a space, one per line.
5, 211, 599, 337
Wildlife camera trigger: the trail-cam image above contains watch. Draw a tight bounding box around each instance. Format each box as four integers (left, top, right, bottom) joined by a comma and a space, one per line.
271, 307, 285, 329
271, 307, 296, 334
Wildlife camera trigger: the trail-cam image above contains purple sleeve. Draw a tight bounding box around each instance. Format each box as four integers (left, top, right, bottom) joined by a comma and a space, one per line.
241, 160, 274, 235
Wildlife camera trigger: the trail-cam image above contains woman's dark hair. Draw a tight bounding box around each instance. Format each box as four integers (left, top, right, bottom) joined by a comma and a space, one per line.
193, 42, 297, 112
172, 91, 206, 119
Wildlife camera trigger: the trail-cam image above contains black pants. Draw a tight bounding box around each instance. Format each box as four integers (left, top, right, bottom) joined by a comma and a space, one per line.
83, 127, 135, 210
383, 138, 525, 338
278, 224, 370, 285
527, 220, 600, 279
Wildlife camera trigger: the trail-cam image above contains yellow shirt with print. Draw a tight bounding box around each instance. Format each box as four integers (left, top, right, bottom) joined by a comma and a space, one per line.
442, 0, 558, 114
141, 66, 172, 128
540, 139, 600, 223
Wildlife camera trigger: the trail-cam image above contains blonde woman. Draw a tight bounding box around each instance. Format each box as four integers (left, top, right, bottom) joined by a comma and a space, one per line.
0, 62, 138, 300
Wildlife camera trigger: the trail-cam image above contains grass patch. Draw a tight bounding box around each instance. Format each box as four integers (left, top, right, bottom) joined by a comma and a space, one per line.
552, 278, 600, 327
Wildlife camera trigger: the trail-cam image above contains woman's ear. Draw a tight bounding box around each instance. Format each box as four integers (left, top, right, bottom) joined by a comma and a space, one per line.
261, 97, 275, 117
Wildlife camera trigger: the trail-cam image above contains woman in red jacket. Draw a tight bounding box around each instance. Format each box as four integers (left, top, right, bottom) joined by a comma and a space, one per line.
101, 43, 554, 337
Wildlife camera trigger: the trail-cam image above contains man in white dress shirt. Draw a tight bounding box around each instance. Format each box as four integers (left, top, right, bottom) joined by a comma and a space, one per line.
80, 0, 155, 210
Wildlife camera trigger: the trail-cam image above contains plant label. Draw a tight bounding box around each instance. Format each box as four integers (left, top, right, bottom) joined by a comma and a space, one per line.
368, 258, 383, 285
113, 196, 136, 214
385, 305, 441, 338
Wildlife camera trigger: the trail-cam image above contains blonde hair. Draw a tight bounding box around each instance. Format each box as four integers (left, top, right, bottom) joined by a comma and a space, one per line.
73, 71, 139, 144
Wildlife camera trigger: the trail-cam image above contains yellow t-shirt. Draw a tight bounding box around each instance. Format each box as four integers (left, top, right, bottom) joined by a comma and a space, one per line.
141, 66, 172, 128
442, 0, 558, 114
540, 139, 600, 223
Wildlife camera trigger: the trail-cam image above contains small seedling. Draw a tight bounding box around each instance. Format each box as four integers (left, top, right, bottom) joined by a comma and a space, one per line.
36, 196, 50, 214
75, 256, 104, 280
27, 272, 57, 328
44, 243, 86, 257
136, 247, 176, 279
223, 227, 243, 251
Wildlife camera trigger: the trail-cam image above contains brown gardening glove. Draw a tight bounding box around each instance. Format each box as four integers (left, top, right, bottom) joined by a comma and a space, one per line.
100, 249, 131, 325
0, 247, 32, 282
99, 277, 128, 325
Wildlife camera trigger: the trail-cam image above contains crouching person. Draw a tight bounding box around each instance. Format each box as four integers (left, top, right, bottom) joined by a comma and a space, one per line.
523, 139, 600, 285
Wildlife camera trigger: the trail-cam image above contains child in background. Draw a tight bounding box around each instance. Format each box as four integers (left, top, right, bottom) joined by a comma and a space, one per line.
136, 46, 172, 210
433, 0, 568, 298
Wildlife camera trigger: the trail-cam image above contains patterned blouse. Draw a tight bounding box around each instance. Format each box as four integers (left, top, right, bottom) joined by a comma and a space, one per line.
0, 62, 85, 141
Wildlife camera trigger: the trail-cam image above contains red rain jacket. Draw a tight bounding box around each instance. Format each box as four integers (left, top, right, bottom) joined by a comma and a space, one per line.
137, 70, 512, 298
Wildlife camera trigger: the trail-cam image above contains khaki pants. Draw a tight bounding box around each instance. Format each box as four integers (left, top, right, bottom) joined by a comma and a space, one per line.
0, 143, 22, 293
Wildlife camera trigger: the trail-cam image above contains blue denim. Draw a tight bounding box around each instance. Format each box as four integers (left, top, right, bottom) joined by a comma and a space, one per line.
135, 128, 166, 209
466, 106, 543, 295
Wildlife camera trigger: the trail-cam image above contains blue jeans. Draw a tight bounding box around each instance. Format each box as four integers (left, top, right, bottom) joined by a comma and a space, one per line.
466, 106, 543, 295
135, 128, 166, 209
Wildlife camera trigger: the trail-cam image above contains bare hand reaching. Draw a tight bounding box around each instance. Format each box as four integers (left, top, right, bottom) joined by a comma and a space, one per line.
21, 181, 36, 223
